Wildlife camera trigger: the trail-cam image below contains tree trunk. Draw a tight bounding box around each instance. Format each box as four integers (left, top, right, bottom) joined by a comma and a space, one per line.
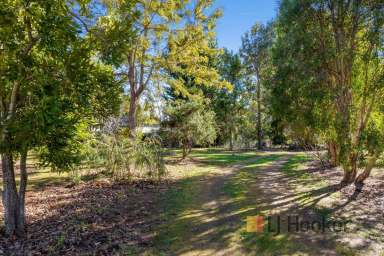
256, 79, 262, 149
182, 143, 188, 160
2, 152, 18, 236
16, 150, 28, 236
1, 149, 28, 237
229, 131, 234, 151
128, 93, 137, 137
354, 154, 377, 190
328, 141, 339, 167
341, 152, 358, 186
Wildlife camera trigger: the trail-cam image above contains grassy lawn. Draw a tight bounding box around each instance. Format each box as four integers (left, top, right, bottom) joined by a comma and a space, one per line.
153, 148, 264, 253
3, 149, 382, 255
188, 148, 262, 165
3, 148, 260, 192
0, 167, 72, 192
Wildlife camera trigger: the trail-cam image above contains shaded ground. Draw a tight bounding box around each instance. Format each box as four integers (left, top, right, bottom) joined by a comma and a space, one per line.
303, 161, 384, 255
152, 152, 341, 256
151, 151, 384, 255
1, 149, 383, 255
0, 180, 168, 255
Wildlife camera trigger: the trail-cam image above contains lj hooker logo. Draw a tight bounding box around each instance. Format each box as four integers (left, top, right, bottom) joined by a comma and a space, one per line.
246, 215, 265, 233
247, 214, 349, 234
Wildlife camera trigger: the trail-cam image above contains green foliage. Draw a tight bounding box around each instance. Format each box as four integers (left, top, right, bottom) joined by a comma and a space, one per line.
270, 0, 334, 146
163, 99, 216, 157
241, 22, 274, 77
133, 136, 166, 180
81, 127, 165, 181
240, 22, 275, 148
0, 0, 121, 168
97, 0, 230, 135
271, 0, 384, 174
212, 49, 247, 148
91, 0, 139, 66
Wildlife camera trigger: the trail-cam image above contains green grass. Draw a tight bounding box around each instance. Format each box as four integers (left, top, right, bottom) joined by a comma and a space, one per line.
154, 172, 203, 251
240, 230, 294, 255
191, 148, 260, 165
166, 148, 261, 166
0, 168, 72, 191
335, 244, 358, 256
153, 149, 264, 254
220, 153, 306, 255
226, 153, 335, 255
223, 154, 283, 199
280, 154, 310, 179
163, 152, 294, 255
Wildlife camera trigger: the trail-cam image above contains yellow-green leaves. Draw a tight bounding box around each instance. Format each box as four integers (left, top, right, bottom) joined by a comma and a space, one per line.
105, 0, 230, 99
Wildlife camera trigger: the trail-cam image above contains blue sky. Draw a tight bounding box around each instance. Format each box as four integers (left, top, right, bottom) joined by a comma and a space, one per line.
213, 0, 279, 52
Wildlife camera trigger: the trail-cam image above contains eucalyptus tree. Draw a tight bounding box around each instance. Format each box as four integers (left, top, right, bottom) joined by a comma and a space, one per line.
273, 0, 384, 188
240, 22, 274, 149
0, 0, 120, 236
97, 0, 229, 136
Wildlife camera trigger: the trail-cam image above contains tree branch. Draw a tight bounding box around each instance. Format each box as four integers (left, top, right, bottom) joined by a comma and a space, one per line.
68, 10, 89, 32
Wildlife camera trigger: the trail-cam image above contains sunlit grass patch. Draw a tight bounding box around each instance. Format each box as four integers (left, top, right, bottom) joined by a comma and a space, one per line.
0, 168, 72, 192
281, 154, 310, 180
190, 148, 261, 165
335, 244, 358, 256
153, 167, 208, 251
223, 154, 284, 199
164, 148, 261, 166
27, 171, 72, 190
243, 154, 284, 169
239, 229, 297, 255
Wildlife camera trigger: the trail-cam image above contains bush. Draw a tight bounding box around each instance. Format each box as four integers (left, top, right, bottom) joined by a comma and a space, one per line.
162, 99, 217, 158
78, 119, 166, 181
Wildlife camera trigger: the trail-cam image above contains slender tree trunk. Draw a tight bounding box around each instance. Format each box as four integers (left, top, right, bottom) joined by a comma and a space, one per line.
328, 141, 339, 167
16, 150, 28, 236
182, 143, 188, 160
2, 152, 18, 236
256, 79, 262, 149
181, 141, 192, 160
127, 52, 138, 138
126, 49, 151, 138
229, 130, 234, 151
128, 92, 137, 137
354, 153, 378, 190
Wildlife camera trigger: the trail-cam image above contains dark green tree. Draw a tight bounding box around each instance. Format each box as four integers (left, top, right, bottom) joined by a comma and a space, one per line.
272, 0, 384, 188
213, 49, 245, 150
240, 22, 274, 149
0, 0, 121, 236
163, 99, 216, 159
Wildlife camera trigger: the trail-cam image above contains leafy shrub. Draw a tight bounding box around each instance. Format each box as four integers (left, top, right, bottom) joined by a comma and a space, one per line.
80, 122, 165, 181
162, 99, 217, 158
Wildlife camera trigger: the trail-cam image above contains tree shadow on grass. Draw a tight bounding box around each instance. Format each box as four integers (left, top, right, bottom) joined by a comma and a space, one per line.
2, 152, 381, 256
153, 153, 343, 256
158, 153, 381, 255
